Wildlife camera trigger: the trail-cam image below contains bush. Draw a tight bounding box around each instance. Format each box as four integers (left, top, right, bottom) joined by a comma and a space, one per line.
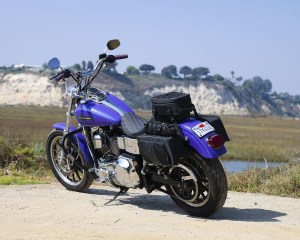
0, 134, 48, 181
228, 152, 300, 198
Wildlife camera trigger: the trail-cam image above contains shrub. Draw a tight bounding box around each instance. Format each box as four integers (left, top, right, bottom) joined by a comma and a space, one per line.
228, 152, 300, 198
0, 134, 48, 177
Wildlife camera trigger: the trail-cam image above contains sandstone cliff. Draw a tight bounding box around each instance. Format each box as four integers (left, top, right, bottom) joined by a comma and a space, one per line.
0, 71, 299, 117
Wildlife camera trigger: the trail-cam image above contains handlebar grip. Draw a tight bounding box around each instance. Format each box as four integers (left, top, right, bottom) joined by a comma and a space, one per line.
55, 72, 66, 81
49, 70, 70, 82
114, 54, 128, 60
105, 54, 128, 63
49, 75, 57, 81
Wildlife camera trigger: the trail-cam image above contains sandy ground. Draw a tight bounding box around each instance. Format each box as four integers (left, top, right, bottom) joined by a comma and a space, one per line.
0, 183, 299, 240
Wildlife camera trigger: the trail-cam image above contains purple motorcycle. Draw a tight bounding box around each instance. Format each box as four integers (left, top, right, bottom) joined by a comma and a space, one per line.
46, 39, 229, 217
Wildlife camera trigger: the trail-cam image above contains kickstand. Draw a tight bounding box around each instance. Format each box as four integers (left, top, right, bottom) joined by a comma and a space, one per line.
104, 187, 129, 206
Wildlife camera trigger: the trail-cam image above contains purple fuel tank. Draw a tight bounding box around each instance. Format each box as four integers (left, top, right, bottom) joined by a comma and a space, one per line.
75, 92, 133, 127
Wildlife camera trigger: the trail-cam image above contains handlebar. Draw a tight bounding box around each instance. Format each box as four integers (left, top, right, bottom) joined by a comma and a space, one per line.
49, 54, 128, 87
114, 54, 128, 60
49, 69, 70, 82
105, 54, 128, 63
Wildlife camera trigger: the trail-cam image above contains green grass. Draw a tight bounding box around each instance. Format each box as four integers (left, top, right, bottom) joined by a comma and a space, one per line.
0, 133, 52, 185
0, 105, 67, 143
0, 174, 49, 185
220, 116, 300, 162
228, 153, 300, 197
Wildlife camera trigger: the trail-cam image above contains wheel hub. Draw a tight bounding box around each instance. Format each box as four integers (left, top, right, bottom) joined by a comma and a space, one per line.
169, 164, 200, 203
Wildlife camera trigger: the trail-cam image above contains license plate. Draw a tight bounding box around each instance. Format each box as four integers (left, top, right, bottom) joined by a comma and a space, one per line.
192, 122, 215, 137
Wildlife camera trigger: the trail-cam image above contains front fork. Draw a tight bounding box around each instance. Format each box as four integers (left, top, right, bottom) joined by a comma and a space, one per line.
60, 95, 74, 163
61, 95, 100, 175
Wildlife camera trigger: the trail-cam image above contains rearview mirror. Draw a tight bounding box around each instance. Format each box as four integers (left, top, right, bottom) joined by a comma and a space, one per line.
48, 58, 60, 70
107, 39, 120, 50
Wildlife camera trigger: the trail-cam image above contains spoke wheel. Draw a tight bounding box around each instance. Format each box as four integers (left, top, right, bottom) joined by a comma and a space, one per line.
166, 150, 228, 217
46, 130, 93, 192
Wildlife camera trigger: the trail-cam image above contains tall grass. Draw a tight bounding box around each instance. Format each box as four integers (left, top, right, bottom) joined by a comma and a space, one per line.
0, 134, 50, 184
228, 152, 300, 197
220, 116, 300, 162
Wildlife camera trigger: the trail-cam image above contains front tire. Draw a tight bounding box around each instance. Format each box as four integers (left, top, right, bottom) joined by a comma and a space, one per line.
46, 129, 93, 192
166, 150, 227, 217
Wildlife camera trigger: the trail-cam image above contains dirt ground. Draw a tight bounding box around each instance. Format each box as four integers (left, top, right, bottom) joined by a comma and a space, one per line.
0, 183, 299, 240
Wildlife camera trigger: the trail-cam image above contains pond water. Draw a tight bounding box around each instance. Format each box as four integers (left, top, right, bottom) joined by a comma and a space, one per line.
221, 160, 283, 173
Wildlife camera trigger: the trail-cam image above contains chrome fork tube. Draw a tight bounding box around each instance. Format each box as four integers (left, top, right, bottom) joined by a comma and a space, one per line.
65, 95, 73, 134
61, 94, 73, 161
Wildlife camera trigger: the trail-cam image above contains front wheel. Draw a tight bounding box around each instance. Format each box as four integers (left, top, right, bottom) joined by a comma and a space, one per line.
166, 150, 227, 217
46, 129, 93, 192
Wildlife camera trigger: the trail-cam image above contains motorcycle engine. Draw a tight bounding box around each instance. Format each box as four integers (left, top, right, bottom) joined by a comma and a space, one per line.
92, 128, 120, 156
97, 153, 141, 188
91, 128, 141, 188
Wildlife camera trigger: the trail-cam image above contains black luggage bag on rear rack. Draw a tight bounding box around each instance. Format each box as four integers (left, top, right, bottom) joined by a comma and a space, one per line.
151, 92, 194, 122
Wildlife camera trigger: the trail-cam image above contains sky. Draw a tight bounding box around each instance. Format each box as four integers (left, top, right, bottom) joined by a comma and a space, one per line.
0, 0, 299, 95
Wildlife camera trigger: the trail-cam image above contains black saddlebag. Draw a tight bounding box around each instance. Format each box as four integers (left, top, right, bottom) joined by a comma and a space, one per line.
137, 134, 186, 166
197, 114, 230, 142
151, 92, 194, 122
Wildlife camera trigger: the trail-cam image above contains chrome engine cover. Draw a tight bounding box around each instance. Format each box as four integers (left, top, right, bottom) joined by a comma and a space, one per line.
97, 154, 140, 188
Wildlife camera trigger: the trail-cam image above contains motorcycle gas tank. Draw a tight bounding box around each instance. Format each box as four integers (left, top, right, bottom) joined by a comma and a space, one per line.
75, 93, 134, 127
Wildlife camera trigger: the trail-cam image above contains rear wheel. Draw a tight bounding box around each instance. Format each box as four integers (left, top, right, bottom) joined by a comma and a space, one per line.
166, 150, 227, 217
46, 129, 93, 192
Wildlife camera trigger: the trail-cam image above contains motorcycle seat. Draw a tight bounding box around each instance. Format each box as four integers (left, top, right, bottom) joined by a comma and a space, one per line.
121, 112, 149, 137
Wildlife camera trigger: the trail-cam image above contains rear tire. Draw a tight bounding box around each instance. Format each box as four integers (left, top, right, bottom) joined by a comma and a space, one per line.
166, 150, 227, 217
46, 129, 93, 192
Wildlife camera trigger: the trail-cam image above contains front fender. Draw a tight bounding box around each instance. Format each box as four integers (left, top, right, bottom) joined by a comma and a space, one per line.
179, 119, 227, 159
53, 123, 93, 166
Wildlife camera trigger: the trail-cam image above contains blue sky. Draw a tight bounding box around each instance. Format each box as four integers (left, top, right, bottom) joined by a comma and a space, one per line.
0, 0, 299, 95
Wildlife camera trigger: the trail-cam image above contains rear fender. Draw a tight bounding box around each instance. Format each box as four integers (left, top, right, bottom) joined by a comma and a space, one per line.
179, 119, 227, 159
53, 123, 93, 166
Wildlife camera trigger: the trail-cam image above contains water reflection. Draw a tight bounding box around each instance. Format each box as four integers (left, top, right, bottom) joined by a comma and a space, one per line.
221, 160, 283, 173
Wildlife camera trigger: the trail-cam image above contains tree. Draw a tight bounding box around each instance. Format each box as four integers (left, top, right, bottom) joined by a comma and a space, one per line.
212, 74, 225, 82
252, 76, 267, 94
242, 79, 253, 89
82, 61, 86, 70
235, 76, 243, 83
161, 65, 178, 79
294, 95, 300, 103
126, 66, 139, 75
179, 66, 192, 79
42, 62, 49, 70
230, 70, 235, 81
139, 64, 155, 74
87, 61, 94, 70
192, 67, 210, 80
263, 79, 272, 93
242, 76, 272, 95
72, 63, 81, 71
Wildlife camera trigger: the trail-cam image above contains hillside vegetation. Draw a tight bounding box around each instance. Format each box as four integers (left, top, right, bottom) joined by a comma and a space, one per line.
0, 66, 299, 117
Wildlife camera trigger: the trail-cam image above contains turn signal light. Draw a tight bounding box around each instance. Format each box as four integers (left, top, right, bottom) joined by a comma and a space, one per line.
207, 134, 224, 149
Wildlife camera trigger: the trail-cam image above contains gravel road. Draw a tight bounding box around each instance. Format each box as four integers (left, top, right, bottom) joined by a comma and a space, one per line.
0, 183, 299, 240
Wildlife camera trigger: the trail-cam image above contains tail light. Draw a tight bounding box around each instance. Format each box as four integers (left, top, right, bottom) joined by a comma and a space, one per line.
207, 134, 224, 149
